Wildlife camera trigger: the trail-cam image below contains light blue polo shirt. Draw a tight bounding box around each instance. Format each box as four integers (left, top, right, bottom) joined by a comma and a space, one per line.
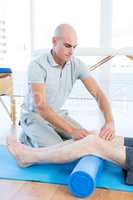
22, 51, 91, 114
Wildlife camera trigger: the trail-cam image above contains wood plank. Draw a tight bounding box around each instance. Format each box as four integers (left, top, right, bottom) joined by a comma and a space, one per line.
90, 189, 133, 200
12, 182, 60, 200
51, 186, 133, 200
0, 180, 26, 200
0, 180, 133, 200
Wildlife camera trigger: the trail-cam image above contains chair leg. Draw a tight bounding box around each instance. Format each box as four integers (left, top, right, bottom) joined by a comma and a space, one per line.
0, 73, 16, 125
10, 95, 16, 125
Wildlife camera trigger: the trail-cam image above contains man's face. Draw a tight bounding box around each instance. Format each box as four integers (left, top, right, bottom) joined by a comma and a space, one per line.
53, 36, 78, 62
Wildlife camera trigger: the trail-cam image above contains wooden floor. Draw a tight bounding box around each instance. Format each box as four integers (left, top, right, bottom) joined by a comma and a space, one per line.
0, 180, 133, 200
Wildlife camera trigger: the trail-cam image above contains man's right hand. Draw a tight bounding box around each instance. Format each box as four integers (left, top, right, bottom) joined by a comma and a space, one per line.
71, 128, 89, 140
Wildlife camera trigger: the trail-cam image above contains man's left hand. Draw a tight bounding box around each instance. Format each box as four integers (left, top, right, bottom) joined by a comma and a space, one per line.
99, 121, 115, 141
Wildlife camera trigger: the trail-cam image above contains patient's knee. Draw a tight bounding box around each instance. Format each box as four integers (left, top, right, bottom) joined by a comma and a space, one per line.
84, 134, 98, 146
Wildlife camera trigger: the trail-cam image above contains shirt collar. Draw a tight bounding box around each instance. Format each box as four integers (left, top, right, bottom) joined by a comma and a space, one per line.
47, 50, 71, 68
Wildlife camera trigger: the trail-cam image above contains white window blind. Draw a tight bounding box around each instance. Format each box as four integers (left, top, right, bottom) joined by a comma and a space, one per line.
0, 20, 6, 64
0, 0, 7, 65
0, 0, 31, 71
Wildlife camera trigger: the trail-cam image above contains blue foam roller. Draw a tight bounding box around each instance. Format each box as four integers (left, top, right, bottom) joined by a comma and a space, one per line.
68, 155, 105, 198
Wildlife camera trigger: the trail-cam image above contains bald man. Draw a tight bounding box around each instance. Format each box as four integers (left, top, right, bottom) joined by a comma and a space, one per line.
19, 24, 115, 148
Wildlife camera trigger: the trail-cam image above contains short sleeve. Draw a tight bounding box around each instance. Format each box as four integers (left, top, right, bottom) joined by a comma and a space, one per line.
76, 58, 91, 80
28, 61, 47, 84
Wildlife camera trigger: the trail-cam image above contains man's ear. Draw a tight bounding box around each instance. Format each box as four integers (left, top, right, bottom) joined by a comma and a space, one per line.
52, 37, 57, 46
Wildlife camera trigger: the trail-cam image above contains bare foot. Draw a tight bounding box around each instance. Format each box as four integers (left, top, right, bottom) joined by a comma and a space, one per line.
6, 135, 37, 167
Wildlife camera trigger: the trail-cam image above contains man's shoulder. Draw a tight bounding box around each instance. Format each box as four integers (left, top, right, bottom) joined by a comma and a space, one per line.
29, 51, 50, 70
32, 51, 48, 64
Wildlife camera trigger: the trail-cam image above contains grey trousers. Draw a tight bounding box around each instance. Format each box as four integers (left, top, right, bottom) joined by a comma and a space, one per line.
124, 137, 133, 185
19, 112, 82, 147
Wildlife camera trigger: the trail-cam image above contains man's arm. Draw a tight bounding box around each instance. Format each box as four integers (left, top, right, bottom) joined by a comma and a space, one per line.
126, 55, 133, 60
31, 83, 89, 140
82, 76, 115, 140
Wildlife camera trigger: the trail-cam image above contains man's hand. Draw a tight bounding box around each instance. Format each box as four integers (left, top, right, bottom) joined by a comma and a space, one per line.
99, 121, 115, 141
71, 128, 90, 140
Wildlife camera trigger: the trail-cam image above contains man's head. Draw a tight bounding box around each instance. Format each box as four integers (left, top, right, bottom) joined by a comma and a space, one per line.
52, 24, 78, 65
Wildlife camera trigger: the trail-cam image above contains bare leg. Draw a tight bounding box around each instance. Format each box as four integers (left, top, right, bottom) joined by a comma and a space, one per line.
92, 135, 126, 167
90, 130, 124, 147
7, 132, 126, 168
111, 135, 124, 146
6, 135, 74, 167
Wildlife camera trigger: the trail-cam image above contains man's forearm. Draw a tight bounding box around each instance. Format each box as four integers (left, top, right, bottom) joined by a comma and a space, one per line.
97, 93, 114, 123
38, 105, 76, 135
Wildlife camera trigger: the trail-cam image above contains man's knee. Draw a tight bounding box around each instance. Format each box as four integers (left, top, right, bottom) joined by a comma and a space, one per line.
20, 122, 64, 147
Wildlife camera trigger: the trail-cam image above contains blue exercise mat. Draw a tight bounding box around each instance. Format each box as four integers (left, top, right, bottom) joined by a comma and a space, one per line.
0, 68, 12, 73
0, 145, 133, 193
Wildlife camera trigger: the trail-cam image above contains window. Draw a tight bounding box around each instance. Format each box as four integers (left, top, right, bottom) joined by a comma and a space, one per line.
0, 0, 6, 64
0, 0, 31, 71
112, 0, 133, 48
33, 0, 101, 49
111, 0, 133, 101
